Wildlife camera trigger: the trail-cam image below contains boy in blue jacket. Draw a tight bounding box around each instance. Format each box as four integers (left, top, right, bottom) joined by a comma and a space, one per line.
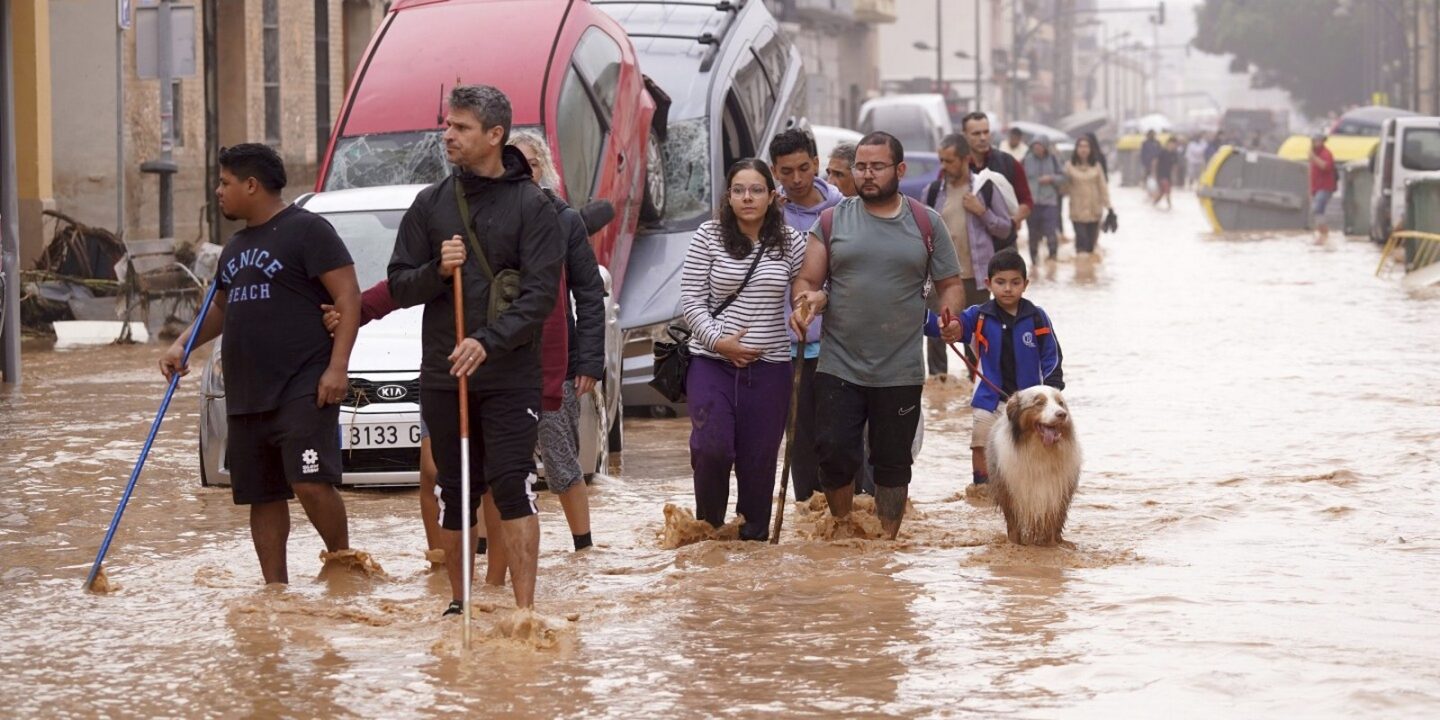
927, 249, 1064, 494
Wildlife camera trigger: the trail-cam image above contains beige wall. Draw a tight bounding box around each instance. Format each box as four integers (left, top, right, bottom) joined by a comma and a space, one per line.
42, 0, 383, 250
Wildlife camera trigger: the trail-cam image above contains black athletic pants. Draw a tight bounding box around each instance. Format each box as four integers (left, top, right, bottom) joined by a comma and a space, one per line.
813, 373, 923, 491
421, 386, 540, 528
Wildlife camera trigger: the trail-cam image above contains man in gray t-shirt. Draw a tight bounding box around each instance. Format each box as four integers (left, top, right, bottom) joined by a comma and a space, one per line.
792, 132, 966, 539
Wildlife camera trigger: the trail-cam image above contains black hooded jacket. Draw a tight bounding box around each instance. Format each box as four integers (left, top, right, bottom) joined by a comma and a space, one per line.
543, 188, 607, 381
387, 146, 564, 391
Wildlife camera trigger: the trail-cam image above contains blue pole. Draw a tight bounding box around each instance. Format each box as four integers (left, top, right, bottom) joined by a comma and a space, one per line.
84, 282, 219, 590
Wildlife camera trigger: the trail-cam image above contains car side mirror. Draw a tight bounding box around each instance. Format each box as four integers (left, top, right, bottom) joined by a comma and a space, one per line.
580, 200, 616, 235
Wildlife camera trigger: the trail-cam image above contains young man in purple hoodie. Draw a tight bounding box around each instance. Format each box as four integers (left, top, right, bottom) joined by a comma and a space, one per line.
769, 129, 844, 502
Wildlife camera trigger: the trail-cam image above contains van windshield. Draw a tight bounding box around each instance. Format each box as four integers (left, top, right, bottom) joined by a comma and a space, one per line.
1401, 128, 1440, 172
324, 126, 542, 191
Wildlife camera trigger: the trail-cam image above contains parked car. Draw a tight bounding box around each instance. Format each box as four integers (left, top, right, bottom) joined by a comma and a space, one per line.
900, 152, 941, 201
198, 185, 623, 487
596, 0, 806, 410
1332, 105, 1419, 138
857, 94, 952, 154
1369, 116, 1440, 244
811, 124, 863, 165
316, 0, 658, 447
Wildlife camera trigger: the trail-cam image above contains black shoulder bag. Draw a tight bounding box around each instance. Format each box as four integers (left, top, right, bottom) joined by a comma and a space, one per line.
454, 181, 522, 324
649, 245, 765, 403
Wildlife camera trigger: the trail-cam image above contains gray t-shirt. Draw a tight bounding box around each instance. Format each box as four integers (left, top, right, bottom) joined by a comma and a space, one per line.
809, 197, 961, 387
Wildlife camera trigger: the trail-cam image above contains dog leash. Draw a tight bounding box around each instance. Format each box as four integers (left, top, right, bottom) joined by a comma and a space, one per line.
940, 307, 1010, 401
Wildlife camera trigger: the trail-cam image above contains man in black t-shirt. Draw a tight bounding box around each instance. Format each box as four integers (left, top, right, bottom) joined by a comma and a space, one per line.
160, 144, 361, 585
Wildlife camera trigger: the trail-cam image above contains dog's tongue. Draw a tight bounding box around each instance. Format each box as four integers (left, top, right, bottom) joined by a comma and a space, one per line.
1040, 426, 1061, 446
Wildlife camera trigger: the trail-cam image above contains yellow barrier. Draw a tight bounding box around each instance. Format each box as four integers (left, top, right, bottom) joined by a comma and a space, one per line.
1195, 145, 1234, 234
1375, 230, 1440, 276
1115, 132, 1173, 151
1276, 134, 1379, 163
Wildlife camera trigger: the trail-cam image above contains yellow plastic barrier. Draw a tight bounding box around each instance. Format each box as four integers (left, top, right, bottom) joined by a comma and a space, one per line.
1375, 230, 1440, 278
1195, 145, 1234, 234
1276, 134, 1379, 163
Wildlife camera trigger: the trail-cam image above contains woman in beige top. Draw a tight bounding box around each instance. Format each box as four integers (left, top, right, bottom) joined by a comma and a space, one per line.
1064, 135, 1110, 257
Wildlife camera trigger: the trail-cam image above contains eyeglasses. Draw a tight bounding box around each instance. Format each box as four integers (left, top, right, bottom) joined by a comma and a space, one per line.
852, 162, 895, 176
729, 185, 770, 198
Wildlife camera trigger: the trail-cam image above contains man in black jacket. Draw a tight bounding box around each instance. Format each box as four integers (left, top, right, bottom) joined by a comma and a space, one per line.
387, 85, 564, 615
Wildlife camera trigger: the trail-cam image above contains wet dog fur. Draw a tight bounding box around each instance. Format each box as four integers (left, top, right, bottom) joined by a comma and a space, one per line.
986, 387, 1081, 547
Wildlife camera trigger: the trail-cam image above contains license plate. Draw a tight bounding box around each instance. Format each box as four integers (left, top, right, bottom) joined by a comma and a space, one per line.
342, 422, 422, 450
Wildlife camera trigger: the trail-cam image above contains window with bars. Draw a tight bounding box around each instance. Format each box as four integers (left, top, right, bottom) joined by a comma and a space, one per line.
263, 0, 281, 146
315, 0, 331, 153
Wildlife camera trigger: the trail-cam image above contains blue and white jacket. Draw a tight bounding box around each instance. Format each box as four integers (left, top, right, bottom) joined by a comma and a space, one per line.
926, 298, 1064, 412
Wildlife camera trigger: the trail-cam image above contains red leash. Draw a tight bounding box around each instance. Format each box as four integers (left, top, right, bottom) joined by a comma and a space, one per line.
940, 307, 1009, 399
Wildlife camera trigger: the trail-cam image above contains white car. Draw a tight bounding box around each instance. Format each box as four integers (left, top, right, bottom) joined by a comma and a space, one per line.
198, 184, 621, 487
810, 125, 863, 165
857, 94, 954, 153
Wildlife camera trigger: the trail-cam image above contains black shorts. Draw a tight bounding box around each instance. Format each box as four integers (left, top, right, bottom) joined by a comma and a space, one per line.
813, 373, 923, 491
421, 386, 540, 528
226, 397, 342, 505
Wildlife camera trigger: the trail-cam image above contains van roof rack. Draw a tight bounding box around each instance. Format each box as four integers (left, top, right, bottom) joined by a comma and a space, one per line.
592, 1, 742, 10
595, 0, 745, 72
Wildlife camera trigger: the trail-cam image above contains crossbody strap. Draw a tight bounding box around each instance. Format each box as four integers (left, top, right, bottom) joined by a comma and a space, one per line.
453, 180, 495, 281
712, 243, 765, 317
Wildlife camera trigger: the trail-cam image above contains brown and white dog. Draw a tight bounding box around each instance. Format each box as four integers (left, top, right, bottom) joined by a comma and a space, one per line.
986, 386, 1082, 547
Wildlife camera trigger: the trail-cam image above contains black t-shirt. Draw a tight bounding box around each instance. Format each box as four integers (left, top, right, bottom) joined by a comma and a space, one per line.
216, 205, 353, 415
997, 306, 1018, 396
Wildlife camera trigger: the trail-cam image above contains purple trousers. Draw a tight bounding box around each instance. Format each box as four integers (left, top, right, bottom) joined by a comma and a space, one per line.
687, 355, 792, 540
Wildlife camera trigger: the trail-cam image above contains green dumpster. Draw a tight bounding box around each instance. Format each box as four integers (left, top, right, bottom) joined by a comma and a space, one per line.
1341, 160, 1373, 237
1403, 179, 1440, 269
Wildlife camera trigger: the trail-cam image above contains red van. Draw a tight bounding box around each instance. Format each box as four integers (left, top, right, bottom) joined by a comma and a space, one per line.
317, 0, 665, 296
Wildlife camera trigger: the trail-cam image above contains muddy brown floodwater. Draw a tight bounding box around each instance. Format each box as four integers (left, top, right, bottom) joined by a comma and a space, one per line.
3, 189, 1440, 718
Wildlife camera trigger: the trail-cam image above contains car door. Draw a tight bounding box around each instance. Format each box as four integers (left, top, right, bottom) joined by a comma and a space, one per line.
1372, 119, 1396, 241
555, 27, 627, 270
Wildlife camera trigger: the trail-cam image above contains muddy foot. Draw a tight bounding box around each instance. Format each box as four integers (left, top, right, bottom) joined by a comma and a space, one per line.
319, 549, 388, 578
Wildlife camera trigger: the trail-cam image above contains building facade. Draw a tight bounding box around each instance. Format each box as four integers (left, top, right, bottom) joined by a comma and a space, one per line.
768, 0, 894, 129
10, 0, 386, 266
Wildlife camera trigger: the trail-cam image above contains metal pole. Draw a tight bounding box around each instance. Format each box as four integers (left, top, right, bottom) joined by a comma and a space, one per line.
157, 0, 174, 238
974, 0, 981, 110
202, 0, 218, 245
117, 7, 126, 238
1103, 27, 1112, 122
935, 0, 943, 97
1, 0, 22, 385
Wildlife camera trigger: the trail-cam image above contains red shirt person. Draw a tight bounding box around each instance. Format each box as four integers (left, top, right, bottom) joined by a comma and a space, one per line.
1309, 134, 1338, 235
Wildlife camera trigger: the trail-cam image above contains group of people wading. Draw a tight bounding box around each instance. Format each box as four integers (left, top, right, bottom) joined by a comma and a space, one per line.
160, 84, 1066, 617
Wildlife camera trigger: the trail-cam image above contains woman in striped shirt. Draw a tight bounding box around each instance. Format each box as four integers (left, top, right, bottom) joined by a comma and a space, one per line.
681, 159, 807, 540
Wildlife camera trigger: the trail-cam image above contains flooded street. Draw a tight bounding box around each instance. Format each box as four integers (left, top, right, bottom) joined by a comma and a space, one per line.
3, 188, 1439, 718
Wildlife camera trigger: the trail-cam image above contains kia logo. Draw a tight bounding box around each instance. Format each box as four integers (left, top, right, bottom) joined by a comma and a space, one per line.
376, 384, 407, 401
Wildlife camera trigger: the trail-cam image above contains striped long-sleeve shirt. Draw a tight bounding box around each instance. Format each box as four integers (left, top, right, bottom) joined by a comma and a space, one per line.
681, 221, 806, 364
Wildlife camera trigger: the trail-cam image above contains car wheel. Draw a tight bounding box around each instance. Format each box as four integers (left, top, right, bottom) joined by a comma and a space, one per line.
640, 128, 666, 222
199, 441, 210, 487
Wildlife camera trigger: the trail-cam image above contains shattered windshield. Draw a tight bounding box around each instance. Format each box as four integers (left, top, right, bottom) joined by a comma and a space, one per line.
660, 117, 713, 226
324, 126, 542, 190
